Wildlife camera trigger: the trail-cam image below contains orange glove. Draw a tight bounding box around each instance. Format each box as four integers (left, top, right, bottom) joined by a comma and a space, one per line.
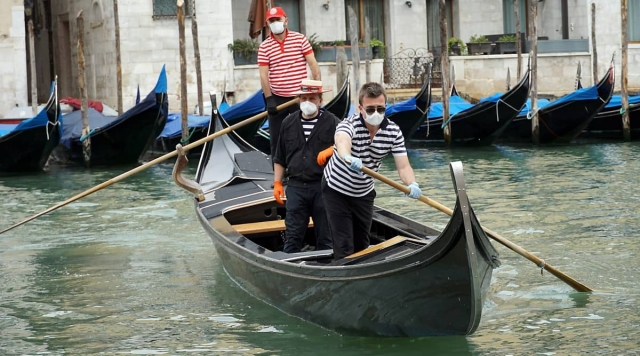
317, 146, 334, 166
273, 181, 285, 205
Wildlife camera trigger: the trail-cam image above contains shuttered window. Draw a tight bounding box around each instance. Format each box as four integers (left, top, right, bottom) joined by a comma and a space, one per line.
630, 0, 640, 42
345, 0, 385, 44
503, 0, 528, 35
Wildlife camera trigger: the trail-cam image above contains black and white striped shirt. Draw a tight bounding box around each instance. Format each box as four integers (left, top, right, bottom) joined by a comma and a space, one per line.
324, 113, 407, 197
301, 117, 318, 141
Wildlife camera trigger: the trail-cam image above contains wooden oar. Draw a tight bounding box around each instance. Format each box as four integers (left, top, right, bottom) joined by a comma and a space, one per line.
0, 98, 300, 235
358, 165, 594, 293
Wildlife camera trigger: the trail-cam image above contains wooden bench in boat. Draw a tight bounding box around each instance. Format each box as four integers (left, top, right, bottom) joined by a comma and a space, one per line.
232, 218, 314, 235
345, 236, 428, 259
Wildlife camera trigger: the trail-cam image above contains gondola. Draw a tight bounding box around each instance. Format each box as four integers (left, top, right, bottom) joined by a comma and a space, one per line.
0, 83, 60, 172
413, 70, 530, 145
171, 96, 500, 337
252, 75, 351, 154
58, 66, 168, 165
498, 64, 614, 143
384, 64, 432, 139
581, 93, 640, 140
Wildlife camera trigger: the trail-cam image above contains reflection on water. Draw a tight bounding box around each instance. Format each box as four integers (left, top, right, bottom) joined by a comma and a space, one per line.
1, 143, 639, 355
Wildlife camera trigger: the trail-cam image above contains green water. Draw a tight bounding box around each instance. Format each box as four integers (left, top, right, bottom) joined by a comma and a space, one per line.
1, 143, 638, 355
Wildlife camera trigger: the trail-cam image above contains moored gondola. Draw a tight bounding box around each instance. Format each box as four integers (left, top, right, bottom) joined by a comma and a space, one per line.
498, 64, 614, 143
413, 69, 530, 145
581, 94, 640, 140
0, 83, 61, 173
385, 64, 433, 139
172, 96, 500, 337
58, 66, 168, 165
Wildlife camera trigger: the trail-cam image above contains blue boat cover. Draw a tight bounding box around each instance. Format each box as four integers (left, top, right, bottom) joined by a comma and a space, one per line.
385, 97, 416, 116
0, 95, 58, 138
604, 94, 640, 109
60, 65, 167, 148
158, 113, 210, 138
479, 92, 503, 103
428, 96, 474, 119
222, 89, 265, 123
219, 101, 230, 113
551, 84, 599, 106
518, 98, 552, 116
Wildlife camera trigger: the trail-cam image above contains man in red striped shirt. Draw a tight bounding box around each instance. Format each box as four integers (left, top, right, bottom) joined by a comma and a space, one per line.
258, 6, 321, 157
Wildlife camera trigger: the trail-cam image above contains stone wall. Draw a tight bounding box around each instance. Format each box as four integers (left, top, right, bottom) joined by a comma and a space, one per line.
451, 53, 593, 98
0, 2, 28, 117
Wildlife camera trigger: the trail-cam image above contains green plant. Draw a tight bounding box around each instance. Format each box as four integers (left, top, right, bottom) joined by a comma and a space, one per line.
227, 38, 260, 59
498, 34, 517, 42
333, 40, 345, 46
370, 38, 385, 58
469, 34, 489, 43
447, 37, 467, 55
308, 33, 323, 56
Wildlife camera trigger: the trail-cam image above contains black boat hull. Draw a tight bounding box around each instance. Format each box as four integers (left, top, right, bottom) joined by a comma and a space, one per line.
499, 67, 614, 143
0, 93, 60, 172
581, 104, 640, 140
388, 67, 432, 139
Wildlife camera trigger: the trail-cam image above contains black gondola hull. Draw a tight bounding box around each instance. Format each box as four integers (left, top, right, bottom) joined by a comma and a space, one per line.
388, 71, 432, 140
581, 104, 640, 140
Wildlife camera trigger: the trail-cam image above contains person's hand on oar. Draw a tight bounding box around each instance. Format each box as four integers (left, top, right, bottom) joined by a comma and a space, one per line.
405, 182, 422, 199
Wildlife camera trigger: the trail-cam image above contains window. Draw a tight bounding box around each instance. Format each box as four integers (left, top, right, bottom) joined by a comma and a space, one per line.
503, 0, 527, 35
153, 0, 194, 18
278, 0, 300, 33
427, 0, 453, 53
344, 0, 385, 44
630, 0, 640, 42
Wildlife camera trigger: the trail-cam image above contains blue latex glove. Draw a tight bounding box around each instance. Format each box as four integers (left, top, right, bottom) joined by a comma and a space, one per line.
342, 154, 363, 172
407, 182, 422, 199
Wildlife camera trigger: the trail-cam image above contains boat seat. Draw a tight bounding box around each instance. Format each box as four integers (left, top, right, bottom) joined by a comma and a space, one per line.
330, 235, 428, 266
265, 249, 333, 262
232, 218, 314, 235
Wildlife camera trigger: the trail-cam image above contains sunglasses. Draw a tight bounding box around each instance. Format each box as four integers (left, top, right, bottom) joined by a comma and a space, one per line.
363, 106, 386, 115
300, 85, 321, 93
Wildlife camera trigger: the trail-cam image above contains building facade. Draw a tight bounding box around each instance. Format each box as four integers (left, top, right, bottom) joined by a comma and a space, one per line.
0, 0, 29, 118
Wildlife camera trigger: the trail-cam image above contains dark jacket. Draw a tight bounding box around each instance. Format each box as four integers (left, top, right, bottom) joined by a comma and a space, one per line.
273, 109, 340, 187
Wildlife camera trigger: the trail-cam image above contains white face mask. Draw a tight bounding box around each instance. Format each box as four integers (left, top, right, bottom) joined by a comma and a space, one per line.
364, 111, 384, 126
269, 21, 285, 35
300, 101, 318, 116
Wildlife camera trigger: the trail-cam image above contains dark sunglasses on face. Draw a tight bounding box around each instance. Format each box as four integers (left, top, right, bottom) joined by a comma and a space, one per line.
300, 85, 321, 93
363, 106, 386, 115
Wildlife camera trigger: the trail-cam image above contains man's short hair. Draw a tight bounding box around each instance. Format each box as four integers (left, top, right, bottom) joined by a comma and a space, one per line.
358, 82, 387, 104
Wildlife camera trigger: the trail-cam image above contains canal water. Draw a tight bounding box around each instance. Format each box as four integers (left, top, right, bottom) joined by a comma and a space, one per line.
1, 142, 638, 355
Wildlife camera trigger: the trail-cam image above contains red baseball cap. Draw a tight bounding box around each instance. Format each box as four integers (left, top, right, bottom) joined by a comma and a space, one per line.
266, 7, 286, 20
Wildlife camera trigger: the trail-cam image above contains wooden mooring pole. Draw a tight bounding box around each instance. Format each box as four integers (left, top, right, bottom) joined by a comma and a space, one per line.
440, 0, 451, 145
514, 0, 522, 79
28, 20, 37, 116
621, 0, 630, 141
364, 17, 371, 83
177, 0, 189, 144
113, 0, 123, 114
76, 10, 91, 167
591, 3, 598, 85
192, 15, 204, 116
348, 6, 360, 102
530, 0, 539, 144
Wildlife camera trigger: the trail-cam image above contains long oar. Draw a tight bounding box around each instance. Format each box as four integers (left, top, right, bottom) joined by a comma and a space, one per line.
0, 98, 300, 235
358, 165, 593, 293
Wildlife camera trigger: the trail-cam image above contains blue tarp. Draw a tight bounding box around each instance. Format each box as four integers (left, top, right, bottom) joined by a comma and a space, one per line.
0, 100, 56, 138
61, 65, 167, 148
222, 89, 265, 123
385, 97, 416, 116
479, 92, 503, 104
552, 84, 599, 106
604, 94, 640, 109
428, 96, 474, 120
518, 98, 552, 116
157, 113, 210, 138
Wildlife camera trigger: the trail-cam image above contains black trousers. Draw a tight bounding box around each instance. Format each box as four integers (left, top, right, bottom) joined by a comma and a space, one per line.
283, 184, 333, 253
322, 183, 376, 260
268, 94, 299, 157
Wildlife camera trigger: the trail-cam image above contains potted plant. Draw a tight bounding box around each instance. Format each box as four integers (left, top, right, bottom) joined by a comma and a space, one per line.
447, 37, 466, 56
496, 34, 517, 54
228, 38, 260, 65
370, 38, 385, 59
466, 35, 492, 55
308, 33, 323, 57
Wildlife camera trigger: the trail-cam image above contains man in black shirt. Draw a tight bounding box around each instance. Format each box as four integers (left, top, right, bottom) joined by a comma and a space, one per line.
272, 80, 340, 253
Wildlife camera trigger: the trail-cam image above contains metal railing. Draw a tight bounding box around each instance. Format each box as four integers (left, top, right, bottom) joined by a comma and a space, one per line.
384, 48, 436, 89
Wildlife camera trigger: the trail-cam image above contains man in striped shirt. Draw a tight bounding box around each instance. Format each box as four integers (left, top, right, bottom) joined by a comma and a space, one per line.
322, 82, 423, 260
272, 80, 340, 253
258, 6, 321, 157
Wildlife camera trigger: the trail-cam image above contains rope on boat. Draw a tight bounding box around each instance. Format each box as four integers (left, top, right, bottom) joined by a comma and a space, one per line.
79, 128, 95, 142
537, 259, 546, 276
495, 98, 520, 122
46, 120, 61, 141
46, 78, 61, 141
180, 126, 198, 145
257, 129, 271, 140
440, 112, 458, 129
